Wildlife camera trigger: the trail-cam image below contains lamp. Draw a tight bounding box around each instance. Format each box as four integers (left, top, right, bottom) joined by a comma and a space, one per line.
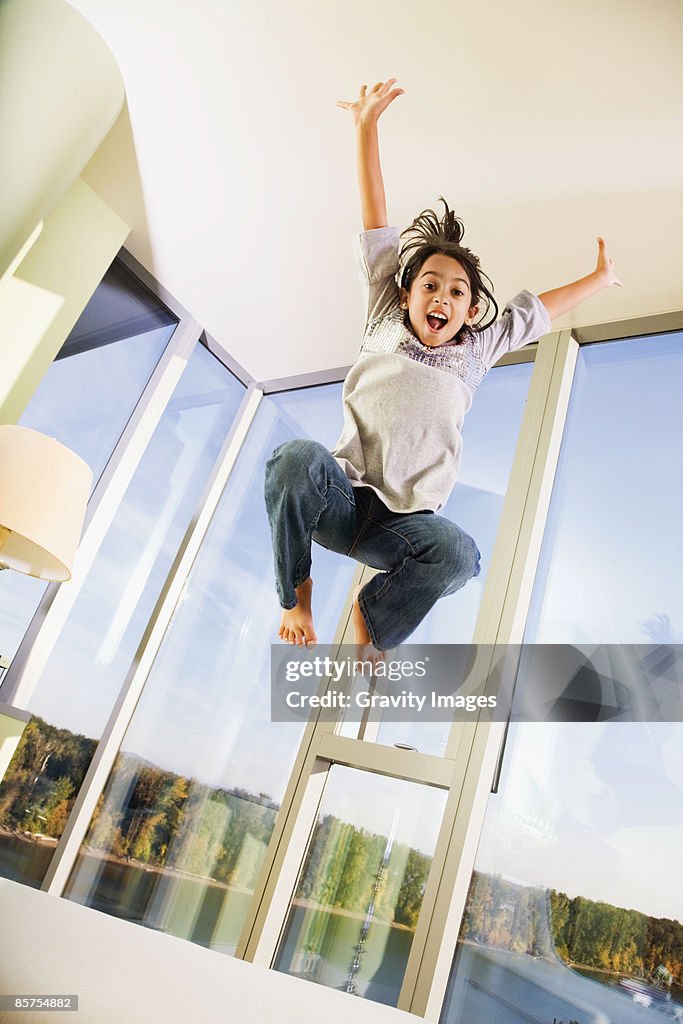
0, 424, 92, 581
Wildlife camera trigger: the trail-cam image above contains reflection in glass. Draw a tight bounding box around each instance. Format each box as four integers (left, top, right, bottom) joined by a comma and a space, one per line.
62, 384, 358, 953
442, 334, 683, 1023
374, 360, 533, 755
0, 260, 177, 668
0, 345, 244, 886
275, 765, 448, 1006
442, 722, 683, 1023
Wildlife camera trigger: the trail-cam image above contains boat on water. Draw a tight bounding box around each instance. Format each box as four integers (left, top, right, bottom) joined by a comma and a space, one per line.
619, 977, 672, 1007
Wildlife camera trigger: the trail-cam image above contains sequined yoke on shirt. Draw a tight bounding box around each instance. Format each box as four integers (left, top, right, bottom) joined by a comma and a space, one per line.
365, 305, 490, 394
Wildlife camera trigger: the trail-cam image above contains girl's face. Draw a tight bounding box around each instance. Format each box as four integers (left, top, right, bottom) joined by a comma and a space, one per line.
400, 253, 479, 347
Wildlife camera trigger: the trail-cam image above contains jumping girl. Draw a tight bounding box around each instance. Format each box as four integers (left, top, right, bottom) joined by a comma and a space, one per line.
265, 79, 621, 651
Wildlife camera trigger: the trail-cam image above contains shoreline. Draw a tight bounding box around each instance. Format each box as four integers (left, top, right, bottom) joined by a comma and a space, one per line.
1, 829, 681, 973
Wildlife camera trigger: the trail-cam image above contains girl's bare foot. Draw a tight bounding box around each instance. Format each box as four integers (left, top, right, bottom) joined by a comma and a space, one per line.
279, 577, 317, 647
352, 584, 385, 665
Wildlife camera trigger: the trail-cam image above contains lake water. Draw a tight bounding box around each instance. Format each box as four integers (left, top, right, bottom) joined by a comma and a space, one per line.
0, 831, 54, 887
275, 902, 413, 1006
444, 944, 683, 1024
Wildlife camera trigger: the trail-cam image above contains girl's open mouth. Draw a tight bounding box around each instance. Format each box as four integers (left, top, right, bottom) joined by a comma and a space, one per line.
427, 313, 448, 331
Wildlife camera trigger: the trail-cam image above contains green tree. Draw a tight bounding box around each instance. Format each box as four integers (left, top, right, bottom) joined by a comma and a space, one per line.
393, 848, 430, 929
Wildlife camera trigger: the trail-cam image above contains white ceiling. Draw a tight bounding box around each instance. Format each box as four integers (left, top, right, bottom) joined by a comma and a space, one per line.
72, 0, 683, 382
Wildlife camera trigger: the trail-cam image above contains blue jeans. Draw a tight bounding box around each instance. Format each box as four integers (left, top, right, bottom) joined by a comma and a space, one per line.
264, 440, 481, 650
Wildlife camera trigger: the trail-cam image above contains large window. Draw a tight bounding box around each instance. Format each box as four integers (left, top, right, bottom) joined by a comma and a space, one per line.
0, 343, 245, 886
268, 359, 537, 1010
4, 246, 680, 1024
61, 384, 358, 952
442, 333, 683, 1023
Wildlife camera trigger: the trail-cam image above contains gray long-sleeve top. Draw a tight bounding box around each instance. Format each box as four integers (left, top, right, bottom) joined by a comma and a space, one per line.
331, 227, 552, 513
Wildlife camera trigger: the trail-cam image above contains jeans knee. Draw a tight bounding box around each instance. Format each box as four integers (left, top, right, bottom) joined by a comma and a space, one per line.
265, 439, 326, 493
454, 531, 480, 581
471, 538, 482, 578
432, 526, 480, 584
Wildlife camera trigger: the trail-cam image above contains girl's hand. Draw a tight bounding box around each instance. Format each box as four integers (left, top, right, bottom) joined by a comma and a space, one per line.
595, 236, 622, 287
539, 238, 623, 319
337, 79, 404, 126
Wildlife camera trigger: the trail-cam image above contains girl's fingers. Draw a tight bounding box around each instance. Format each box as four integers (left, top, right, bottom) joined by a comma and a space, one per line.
338, 81, 403, 112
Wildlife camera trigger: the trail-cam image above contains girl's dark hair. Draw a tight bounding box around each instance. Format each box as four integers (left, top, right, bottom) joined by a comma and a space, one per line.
399, 198, 498, 342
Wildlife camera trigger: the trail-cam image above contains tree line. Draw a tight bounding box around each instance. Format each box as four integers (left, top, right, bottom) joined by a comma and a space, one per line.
1, 716, 681, 969
295, 812, 431, 929
0, 716, 431, 928
461, 871, 683, 982
0, 716, 97, 837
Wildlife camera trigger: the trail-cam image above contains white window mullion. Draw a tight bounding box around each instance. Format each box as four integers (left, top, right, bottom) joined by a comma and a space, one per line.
236, 564, 364, 963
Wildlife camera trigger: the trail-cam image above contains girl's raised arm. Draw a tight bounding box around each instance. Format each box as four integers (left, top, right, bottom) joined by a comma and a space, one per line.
538, 237, 622, 320
337, 80, 404, 231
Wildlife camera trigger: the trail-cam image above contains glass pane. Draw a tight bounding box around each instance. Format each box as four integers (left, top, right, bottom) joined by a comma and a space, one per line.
0, 345, 245, 886
373, 360, 533, 755
442, 333, 683, 1023
22, 261, 178, 484
0, 260, 177, 668
61, 384, 358, 954
526, 334, 683, 645
275, 765, 448, 1006
442, 721, 683, 1024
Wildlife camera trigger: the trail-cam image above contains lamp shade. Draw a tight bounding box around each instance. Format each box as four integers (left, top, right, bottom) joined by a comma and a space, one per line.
0, 425, 92, 581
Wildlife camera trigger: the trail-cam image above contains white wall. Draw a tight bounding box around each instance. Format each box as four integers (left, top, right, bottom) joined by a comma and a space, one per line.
0, 879, 423, 1024
0, 0, 124, 278
0, 0, 128, 424
71, 0, 683, 381
0, 179, 128, 424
